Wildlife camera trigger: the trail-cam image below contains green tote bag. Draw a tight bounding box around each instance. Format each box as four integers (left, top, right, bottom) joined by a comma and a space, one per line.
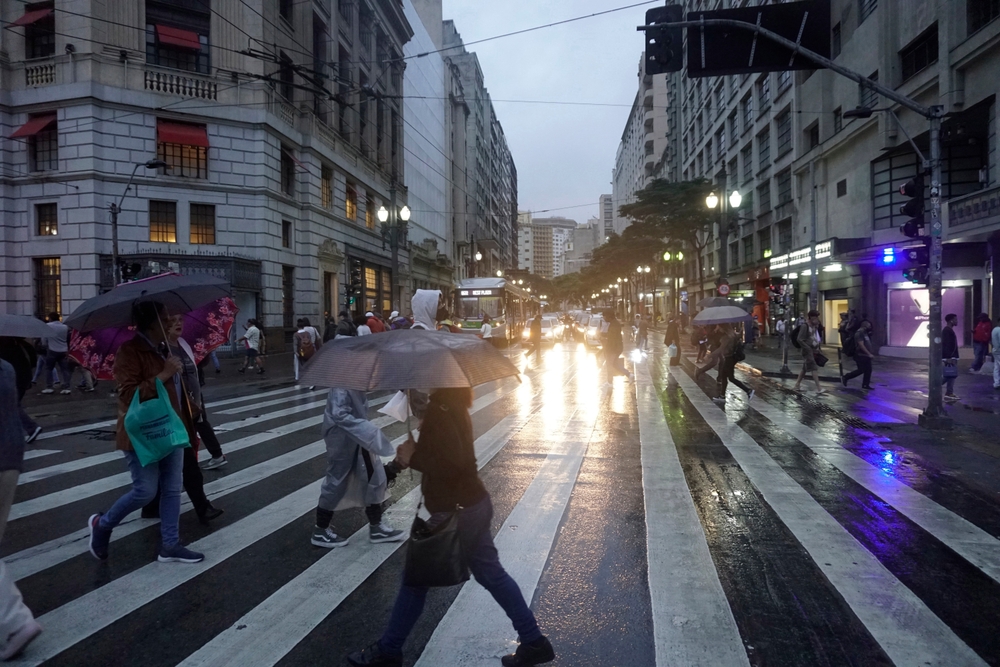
124, 378, 190, 467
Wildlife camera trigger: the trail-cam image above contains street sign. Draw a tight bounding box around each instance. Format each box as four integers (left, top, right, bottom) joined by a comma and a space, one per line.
718, 284, 731, 296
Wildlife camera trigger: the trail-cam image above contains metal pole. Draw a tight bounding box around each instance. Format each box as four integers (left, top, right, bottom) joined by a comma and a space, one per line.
919, 112, 949, 428
809, 161, 819, 311
389, 185, 399, 312
110, 203, 120, 286
718, 169, 729, 285
780, 282, 793, 374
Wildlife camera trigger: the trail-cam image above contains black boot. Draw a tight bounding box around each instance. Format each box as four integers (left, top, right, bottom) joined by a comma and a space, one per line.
501, 636, 554, 666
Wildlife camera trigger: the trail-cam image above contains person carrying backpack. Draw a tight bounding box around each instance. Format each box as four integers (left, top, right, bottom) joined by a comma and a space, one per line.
714, 323, 753, 404
842, 319, 875, 389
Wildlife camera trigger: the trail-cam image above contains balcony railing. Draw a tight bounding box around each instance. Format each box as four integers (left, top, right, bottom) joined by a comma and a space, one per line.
25, 61, 55, 87
144, 67, 218, 100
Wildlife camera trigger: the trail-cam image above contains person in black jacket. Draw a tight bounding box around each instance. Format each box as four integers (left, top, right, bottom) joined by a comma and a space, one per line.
942, 313, 960, 400
348, 388, 555, 667
0, 338, 41, 442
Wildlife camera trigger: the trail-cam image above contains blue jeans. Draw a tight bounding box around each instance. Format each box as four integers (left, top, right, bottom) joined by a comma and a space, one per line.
379, 495, 542, 655
44, 351, 70, 389
972, 341, 988, 370
99, 448, 184, 548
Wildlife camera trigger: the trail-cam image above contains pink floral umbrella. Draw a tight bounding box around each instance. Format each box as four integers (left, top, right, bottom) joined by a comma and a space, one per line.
70, 296, 239, 381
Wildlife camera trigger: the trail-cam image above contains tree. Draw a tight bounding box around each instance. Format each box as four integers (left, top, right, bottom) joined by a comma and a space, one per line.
618, 179, 717, 286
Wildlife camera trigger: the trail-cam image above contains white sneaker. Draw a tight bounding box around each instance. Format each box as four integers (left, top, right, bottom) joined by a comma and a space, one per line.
59, 389, 72, 395
40, 388, 54, 394
369, 522, 405, 543
200, 456, 228, 470
747, 389, 755, 402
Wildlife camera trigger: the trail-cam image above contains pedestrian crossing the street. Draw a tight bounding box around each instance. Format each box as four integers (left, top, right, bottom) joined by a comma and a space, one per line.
5, 343, 1000, 666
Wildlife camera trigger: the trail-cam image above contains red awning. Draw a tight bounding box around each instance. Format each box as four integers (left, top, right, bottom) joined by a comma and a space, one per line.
155, 24, 201, 51
157, 120, 209, 147
10, 114, 56, 139
290, 153, 307, 170
11, 8, 53, 27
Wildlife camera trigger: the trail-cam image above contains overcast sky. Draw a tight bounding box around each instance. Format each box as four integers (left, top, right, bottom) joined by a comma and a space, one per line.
441, 1, 653, 224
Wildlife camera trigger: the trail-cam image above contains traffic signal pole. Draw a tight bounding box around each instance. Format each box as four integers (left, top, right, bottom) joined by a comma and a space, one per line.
639, 15, 950, 427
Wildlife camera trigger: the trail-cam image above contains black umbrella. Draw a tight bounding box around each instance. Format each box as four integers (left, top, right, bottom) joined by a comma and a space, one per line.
0, 314, 54, 339
65, 273, 231, 332
300, 329, 520, 392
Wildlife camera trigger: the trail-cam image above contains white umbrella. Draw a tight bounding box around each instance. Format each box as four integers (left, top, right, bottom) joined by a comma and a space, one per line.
692, 306, 751, 325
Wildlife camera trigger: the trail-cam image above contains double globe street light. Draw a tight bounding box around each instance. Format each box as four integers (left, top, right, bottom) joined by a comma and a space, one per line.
705, 189, 743, 288
377, 202, 410, 311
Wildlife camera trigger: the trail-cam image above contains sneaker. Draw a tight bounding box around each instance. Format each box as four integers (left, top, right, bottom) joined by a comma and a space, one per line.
0, 619, 43, 660
256, 368, 265, 374
216, 368, 222, 374
237, 367, 245, 374
841, 376, 848, 387
944, 394, 959, 402
200, 456, 228, 470
746, 389, 755, 402
197, 506, 224, 525
712, 396, 726, 404
347, 641, 402, 667
88, 513, 110, 561
158, 544, 205, 563
501, 636, 555, 666
25, 425, 42, 444
311, 527, 349, 549
59, 389, 71, 395
40, 388, 54, 394
82, 386, 95, 393
369, 522, 405, 544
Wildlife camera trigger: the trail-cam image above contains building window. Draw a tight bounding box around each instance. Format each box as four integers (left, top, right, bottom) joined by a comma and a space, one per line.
728, 158, 738, 185
808, 124, 820, 150
279, 51, 295, 101
776, 170, 792, 205
31, 121, 58, 172
757, 180, 772, 213
743, 236, 754, 266
149, 200, 177, 243
777, 70, 791, 93
778, 220, 792, 253
145, 1, 210, 74
757, 227, 771, 258
729, 241, 739, 269
832, 23, 842, 58
189, 203, 215, 244
157, 120, 208, 178
834, 107, 843, 134
742, 143, 753, 183
282, 266, 295, 329
338, 0, 353, 30
900, 24, 938, 82
837, 179, 848, 197
34, 257, 61, 319
346, 183, 357, 220
716, 128, 726, 160
860, 0, 878, 23
20, 4, 55, 59
337, 47, 352, 139
280, 146, 296, 196
969, 0, 1000, 34
321, 166, 333, 209
729, 112, 738, 146
757, 129, 770, 168
282, 219, 292, 248
757, 76, 771, 112
36, 203, 57, 236
279, 0, 293, 22
775, 111, 792, 156
860, 71, 879, 109
742, 94, 753, 133
365, 195, 375, 230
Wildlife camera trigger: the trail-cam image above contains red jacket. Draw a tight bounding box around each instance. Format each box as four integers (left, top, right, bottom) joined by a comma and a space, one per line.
367, 317, 386, 333
974, 321, 992, 343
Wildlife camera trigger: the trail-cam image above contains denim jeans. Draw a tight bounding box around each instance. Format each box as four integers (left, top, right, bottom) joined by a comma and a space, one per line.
99, 448, 184, 548
972, 341, 987, 371
43, 351, 70, 389
378, 495, 542, 655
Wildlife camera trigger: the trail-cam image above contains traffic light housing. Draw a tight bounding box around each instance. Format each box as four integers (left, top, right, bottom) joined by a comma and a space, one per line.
899, 174, 925, 238
901, 240, 930, 285
643, 5, 683, 74
118, 260, 142, 282
348, 259, 363, 305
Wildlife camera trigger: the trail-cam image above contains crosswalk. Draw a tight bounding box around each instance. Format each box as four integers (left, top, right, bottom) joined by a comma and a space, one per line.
4, 341, 998, 666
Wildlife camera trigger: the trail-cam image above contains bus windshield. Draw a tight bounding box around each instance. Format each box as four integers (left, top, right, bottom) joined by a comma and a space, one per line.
458, 296, 501, 321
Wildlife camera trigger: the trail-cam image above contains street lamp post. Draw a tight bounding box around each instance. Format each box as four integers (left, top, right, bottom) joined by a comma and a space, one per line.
377, 191, 410, 312
706, 180, 742, 298
110, 159, 168, 285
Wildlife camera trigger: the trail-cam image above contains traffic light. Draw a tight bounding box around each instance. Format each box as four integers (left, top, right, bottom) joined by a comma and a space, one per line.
348, 259, 363, 305
118, 260, 142, 282
899, 174, 925, 238
643, 5, 683, 75
902, 240, 930, 285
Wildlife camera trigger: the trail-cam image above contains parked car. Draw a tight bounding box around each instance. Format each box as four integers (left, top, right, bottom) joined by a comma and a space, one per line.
522, 316, 563, 344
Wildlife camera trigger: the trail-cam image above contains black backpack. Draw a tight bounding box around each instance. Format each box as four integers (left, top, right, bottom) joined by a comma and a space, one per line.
842, 332, 857, 357
790, 325, 802, 348
731, 341, 746, 362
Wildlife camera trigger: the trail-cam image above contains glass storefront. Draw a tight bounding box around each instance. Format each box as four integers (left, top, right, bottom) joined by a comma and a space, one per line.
887, 286, 969, 348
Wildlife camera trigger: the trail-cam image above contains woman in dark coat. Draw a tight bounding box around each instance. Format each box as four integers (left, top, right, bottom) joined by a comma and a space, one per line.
347, 388, 555, 667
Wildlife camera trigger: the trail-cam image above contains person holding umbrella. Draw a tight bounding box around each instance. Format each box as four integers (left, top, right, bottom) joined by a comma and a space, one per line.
88, 301, 204, 564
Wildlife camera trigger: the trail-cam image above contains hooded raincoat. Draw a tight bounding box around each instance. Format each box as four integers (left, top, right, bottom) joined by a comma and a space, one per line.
410, 289, 440, 331
318, 388, 396, 512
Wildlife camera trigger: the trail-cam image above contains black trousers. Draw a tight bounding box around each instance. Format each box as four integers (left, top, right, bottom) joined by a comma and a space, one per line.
196, 414, 224, 459
719, 357, 751, 395
843, 355, 872, 387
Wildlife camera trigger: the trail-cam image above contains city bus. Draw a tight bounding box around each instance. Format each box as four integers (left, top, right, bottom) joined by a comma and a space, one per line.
453, 278, 536, 345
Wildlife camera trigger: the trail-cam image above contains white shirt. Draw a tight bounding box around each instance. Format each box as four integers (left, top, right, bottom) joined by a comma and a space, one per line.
776, 320, 786, 334
245, 326, 261, 351
47, 321, 69, 353
481, 322, 492, 339
357, 324, 372, 336
304, 326, 319, 344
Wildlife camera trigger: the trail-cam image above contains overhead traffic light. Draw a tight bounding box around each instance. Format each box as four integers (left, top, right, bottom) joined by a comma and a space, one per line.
118, 260, 142, 282
902, 240, 930, 285
643, 5, 683, 74
899, 174, 925, 238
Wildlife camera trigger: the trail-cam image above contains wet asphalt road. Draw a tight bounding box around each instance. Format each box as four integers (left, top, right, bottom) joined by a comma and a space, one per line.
6, 337, 1000, 666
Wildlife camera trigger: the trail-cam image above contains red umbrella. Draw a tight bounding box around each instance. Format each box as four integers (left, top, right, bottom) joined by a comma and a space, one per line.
69, 296, 238, 380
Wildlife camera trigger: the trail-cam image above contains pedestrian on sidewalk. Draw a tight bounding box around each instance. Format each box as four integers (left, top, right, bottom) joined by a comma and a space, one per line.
0, 338, 42, 443
775, 318, 786, 352
237, 319, 265, 374
992, 316, 1000, 390
712, 324, 753, 404
971, 314, 992, 372
942, 313, 960, 401
310, 377, 404, 548
366, 312, 386, 334
0, 359, 43, 659
40, 313, 71, 395
637, 315, 649, 351
356, 314, 373, 336
842, 319, 875, 389
663, 317, 680, 349
88, 301, 204, 564
480, 315, 494, 345
602, 311, 632, 386
693, 325, 710, 362
293, 319, 318, 382
527, 314, 543, 360
347, 387, 555, 667
792, 310, 825, 394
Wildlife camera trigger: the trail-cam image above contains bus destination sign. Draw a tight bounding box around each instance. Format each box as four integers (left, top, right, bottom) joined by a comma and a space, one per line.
460, 289, 498, 297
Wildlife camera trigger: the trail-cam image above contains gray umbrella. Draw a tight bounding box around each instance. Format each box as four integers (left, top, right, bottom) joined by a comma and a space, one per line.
0, 314, 54, 339
300, 329, 520, 391
692, 306, 752, 325
65, 273, 231, 332
697, 296, 735, 309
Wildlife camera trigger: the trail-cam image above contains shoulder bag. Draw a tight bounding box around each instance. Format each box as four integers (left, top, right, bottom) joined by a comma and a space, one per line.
124, 378, 191, 467
403, 499, 469, 588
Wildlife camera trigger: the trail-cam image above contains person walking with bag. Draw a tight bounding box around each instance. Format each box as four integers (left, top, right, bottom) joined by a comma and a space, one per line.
713, 323, 753, 404
792, 310, 825, 394
87, 301, 204, 564
347, 388, 555, 667
842, 319, 875, 389
0, 359, 43, 659
942, 313, 960, 401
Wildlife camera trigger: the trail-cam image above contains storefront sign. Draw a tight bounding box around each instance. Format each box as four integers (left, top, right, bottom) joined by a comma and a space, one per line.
768, 241, 832, 271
